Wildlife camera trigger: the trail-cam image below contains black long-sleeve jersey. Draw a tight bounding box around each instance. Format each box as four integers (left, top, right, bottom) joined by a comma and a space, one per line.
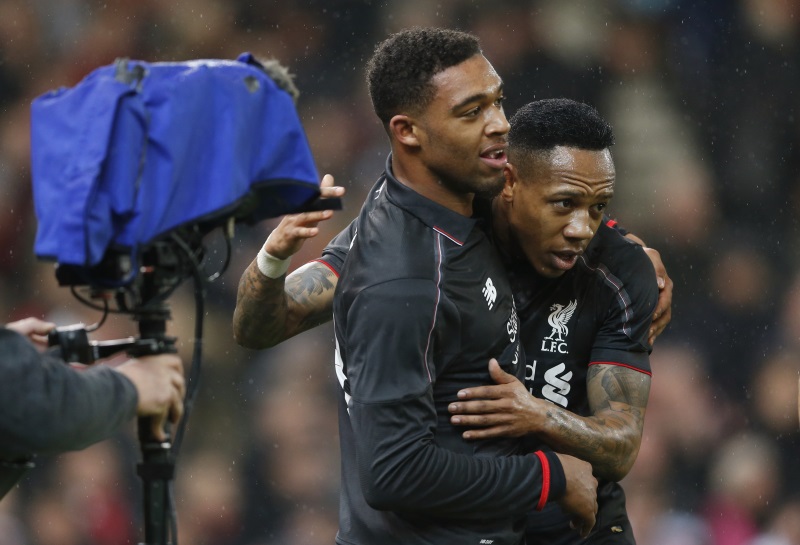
327, 159, 565, 545
322, 190, 658, 544
504, 221, 658, 545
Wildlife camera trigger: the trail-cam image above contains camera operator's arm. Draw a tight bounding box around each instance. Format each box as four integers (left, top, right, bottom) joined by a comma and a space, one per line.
0, 327, 185, 460
233, 174, 344, 349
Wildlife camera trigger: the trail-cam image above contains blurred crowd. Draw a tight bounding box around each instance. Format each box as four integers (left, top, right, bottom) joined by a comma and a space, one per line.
0, 0, 798, 544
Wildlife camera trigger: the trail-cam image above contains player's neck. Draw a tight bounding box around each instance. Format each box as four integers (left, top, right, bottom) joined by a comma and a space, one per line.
390, 155, 474, 217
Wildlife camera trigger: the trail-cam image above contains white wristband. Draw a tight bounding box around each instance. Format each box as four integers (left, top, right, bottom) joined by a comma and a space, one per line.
256, 248, 291, 279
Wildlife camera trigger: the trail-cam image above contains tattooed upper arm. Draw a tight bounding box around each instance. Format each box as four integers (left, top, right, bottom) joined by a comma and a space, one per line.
285, 261, 338, 333
586, 364, 650, 424
582, 363, 651, 479
233, 260, 338, 349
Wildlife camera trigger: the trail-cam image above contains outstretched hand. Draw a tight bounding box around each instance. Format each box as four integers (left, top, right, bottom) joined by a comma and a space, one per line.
264, 174, 345, 259
448, 358, 543, 439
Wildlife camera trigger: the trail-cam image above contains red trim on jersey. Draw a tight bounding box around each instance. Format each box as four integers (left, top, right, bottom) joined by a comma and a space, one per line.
605, 219, 618, 228
432, 226, 464, 246
589, 361, 652, 376
534, 450, 550, 511
310, 259, 340, 278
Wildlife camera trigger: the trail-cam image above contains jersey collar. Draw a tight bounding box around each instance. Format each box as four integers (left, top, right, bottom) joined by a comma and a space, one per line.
383, 154, 479, 246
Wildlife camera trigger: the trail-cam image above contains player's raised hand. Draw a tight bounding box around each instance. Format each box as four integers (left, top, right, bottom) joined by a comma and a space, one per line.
264, 174, 345, 259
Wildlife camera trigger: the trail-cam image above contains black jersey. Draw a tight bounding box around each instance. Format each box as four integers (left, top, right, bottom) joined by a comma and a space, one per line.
328, 159, 565, 545
504, 221, 658, 544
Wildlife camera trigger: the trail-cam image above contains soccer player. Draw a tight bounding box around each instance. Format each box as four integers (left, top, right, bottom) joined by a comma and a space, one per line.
446, 98, 656, 545
236, 27, 598, 545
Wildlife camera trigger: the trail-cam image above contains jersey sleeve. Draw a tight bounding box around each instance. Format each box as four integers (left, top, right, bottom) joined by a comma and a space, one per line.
589, 245, 659, 374
0, 328, 138, 461
317, 217, 357, 274
343, 280, 564, 519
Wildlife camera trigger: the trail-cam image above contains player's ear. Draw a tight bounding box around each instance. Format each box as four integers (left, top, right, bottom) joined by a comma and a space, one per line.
501, 162, 518, 202
389, 114, 420, 148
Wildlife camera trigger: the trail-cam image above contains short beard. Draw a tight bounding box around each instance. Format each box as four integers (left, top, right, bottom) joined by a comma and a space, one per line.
434, 169, 505, 200
475, 175, 504, 200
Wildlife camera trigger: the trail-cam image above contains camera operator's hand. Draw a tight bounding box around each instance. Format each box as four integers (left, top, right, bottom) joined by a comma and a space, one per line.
5, 317, 56, 348
264, 174, 345, 259
115, 354, 186, 442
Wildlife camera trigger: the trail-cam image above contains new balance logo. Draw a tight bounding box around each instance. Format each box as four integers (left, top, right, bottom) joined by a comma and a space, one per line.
482, 277, 497, 310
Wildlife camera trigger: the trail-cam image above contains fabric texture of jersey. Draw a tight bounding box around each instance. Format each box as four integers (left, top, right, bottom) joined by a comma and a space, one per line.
329, 157, 564, 545
503, 221, 658, 544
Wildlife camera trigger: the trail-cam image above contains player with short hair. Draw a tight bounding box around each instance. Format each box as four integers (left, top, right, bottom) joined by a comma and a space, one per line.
236, 27, 599, 545
447, 98, 657, 544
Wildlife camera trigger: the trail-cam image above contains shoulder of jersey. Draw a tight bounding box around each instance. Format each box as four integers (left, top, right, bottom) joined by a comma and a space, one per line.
583, 224, 655, 282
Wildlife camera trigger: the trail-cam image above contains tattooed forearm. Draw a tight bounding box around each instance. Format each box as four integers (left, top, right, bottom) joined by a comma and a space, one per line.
537, 364, 650, 482
232, 260, 337, 349
232, 260, 289, 348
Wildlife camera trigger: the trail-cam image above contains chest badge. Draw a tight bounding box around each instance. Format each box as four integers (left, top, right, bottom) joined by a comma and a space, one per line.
541, 299, 577, 354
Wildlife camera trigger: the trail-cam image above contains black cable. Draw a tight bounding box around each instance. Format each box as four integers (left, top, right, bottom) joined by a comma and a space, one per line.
167, 231, 206, 454
206, 224, 233, 283
164, 231, 209, 545
70, 285, 116, 317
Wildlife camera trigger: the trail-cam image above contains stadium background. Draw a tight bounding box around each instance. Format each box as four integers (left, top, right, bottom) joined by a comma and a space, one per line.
0, 1, 798, 544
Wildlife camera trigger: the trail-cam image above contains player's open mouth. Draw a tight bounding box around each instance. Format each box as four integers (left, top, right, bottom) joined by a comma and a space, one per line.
480, 145, 507, 169
552, 251, 580, 270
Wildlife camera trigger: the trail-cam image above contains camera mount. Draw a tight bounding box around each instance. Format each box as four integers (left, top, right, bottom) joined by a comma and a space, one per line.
48, 226, 211, 545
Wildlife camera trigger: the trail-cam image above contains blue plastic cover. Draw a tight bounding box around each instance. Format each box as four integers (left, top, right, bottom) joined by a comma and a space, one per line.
31, 53, 320, 270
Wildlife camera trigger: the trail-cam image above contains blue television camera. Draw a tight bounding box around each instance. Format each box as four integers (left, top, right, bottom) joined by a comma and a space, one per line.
31, 52, 337, 289
28, 52, 339, 545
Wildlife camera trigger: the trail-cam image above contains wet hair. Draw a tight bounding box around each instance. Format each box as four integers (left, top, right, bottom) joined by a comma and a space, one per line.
508, 98, 614, 172
366, 27, 482, 124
